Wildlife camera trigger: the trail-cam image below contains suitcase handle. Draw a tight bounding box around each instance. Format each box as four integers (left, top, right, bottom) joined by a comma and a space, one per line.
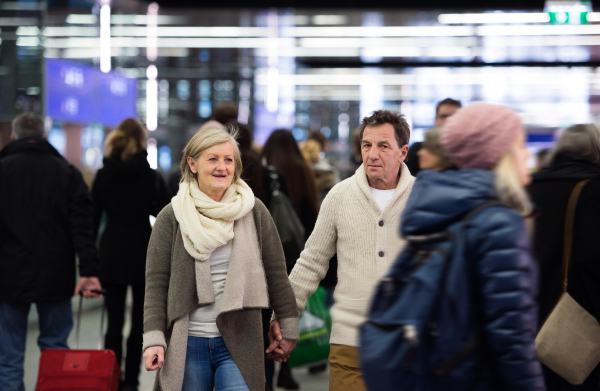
76, 290, 107, 350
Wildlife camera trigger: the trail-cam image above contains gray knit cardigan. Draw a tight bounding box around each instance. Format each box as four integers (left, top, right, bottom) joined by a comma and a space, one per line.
143, 198, 299, 391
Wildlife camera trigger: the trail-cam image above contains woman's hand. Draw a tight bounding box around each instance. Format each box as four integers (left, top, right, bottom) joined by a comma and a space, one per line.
266, 319, 297, 362
143, 346, 165, 371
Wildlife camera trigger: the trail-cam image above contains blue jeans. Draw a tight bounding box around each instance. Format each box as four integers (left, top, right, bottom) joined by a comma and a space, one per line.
182, 336, 250, 391
0, 300, 73, 391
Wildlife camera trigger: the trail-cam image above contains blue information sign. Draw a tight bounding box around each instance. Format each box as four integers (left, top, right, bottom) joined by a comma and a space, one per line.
45, 59, 137, 127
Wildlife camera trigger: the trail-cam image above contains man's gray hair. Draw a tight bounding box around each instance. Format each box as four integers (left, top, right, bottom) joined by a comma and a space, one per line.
12, 113, 45, 140
547, 124, 600, 167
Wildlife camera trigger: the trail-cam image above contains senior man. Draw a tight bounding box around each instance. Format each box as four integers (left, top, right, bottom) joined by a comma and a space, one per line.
0, 113, 101, 391
268, 109, 415, 391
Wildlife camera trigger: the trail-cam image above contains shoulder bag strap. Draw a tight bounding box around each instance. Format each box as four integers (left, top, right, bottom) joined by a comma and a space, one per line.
561, 179, 590, 298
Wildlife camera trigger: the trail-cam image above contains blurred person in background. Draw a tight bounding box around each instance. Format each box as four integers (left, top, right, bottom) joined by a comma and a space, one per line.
417, 128, 457, 172
303, 130, 340, 202
262, 129, 320, 242
142, 125, 299, 391
91, 118, 170, 391
343, 128, 364, 180
262, 129, 320, 390
268, 110, 415, 391
406, 98, 462, 176
211, 102, 239, 126
535, 148, 550, 172
0, 113, 102, 391
529, 124, 600, 390
399, 103, 543, 390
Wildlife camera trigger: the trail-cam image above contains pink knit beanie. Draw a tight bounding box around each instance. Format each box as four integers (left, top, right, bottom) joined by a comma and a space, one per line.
441, 102, 523, 170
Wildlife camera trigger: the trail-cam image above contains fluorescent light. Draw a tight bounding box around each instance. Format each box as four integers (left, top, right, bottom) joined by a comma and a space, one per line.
44, 27, 99, 37
361, 47, 421, 57
66, 14, 98, 24
312, 15, 348, 25
477, 24, 600, 35
100, 4, 111, 73
439, 12, 550, 24
1, 2, 46, 10
146, 2, 158, 61
16, 37, 39, 46
0, 17, 38, 26
266, 11, 278, 113
147, 138, 158, 169
16, 26, 40, 35
281, 26, 475, 37
146, 65, 158, 131
111, 14, 187, 25
111, 26, 268, 37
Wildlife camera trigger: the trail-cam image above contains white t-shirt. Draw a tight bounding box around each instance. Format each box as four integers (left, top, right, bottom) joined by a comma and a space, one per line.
188, 241, 232, 338
370, 187, 396, 212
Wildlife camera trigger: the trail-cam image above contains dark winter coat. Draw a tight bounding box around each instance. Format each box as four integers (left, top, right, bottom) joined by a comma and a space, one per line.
529, 153, 600, 327
92, 151, 170, 285
0, 138, 99, 303
402, 169, 545, 391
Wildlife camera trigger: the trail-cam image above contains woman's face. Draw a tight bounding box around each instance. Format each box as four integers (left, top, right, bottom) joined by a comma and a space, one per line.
417, 147, 442, 171
512, 132, 531, 186
188, 142, 235, 201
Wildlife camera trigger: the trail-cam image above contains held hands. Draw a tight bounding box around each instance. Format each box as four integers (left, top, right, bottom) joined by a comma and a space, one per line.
143, 346, 165, 371
266, 319, 297, 363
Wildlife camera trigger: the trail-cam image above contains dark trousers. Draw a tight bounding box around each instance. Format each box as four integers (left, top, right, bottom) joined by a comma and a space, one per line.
0, 300, 72, 391
103, 283, 145, 387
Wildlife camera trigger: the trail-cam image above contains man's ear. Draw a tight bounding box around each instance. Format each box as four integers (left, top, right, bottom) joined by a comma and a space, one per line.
44, 135, 48, 141
10, 135, 15, 141
399, 144, 409, 163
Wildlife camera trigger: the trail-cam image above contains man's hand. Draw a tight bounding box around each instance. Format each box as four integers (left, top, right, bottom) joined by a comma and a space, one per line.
266, 319, 297, 362
74, 277, 102, 298
143, 346, 165, 371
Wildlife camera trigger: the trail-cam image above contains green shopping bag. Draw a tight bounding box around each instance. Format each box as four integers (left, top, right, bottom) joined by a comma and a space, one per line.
288, 287, 332, 367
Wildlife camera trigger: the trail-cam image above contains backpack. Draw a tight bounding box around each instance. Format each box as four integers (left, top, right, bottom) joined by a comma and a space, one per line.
360, 200, 504, 391
267, 167, 306, 274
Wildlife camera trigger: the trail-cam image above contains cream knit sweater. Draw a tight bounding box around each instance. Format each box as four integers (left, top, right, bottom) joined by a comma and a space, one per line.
288, 163, 415, 347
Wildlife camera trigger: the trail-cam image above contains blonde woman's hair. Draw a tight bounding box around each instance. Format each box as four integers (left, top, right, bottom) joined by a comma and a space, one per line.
180, 123, 243, 184
105, 118, 146, 162
493, 147, 532, 216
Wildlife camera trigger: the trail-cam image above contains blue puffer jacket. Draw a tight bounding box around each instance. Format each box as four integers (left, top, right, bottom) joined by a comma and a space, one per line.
402, 169, 545, 391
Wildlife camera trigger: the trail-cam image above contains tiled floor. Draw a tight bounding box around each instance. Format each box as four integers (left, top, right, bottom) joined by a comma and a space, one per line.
23, 299, 329, 391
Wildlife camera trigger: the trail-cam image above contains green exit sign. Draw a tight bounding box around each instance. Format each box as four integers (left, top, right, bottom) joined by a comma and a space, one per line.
545, 0, 592, 24
548, 11, 589, 24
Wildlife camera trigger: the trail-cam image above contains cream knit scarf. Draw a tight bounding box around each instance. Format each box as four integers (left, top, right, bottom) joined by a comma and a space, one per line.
171, 179, 255, 261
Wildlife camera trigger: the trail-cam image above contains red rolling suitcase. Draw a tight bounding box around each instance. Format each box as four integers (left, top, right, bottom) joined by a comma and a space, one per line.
36, 290, 121, 391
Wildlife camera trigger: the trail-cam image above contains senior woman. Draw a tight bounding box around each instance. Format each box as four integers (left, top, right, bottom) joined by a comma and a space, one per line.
142, 125, 299, 391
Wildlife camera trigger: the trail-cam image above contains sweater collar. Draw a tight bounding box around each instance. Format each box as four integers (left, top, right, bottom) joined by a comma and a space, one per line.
354, 163, 415, 213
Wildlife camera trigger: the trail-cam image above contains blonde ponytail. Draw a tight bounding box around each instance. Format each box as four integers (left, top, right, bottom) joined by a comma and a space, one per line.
493, 149, 532, 216
105, 118, 146, 162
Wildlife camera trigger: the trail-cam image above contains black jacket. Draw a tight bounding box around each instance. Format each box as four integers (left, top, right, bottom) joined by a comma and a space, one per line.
92, 151, 170, 285
0, 138, 100, 303
529, 153, 600, 327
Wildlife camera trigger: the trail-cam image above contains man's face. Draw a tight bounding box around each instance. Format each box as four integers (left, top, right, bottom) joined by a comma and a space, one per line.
361, 123, 408, 189
435, 104, 460, 128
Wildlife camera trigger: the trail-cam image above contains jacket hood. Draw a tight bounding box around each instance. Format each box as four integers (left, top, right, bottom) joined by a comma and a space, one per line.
401, 169, 497, 236
101, 150, 150, 180
533, 152, 600, 182
0, 138, 63, 160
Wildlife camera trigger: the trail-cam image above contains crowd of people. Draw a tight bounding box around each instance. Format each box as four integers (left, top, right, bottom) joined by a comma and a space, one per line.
1, 98, 600, 391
